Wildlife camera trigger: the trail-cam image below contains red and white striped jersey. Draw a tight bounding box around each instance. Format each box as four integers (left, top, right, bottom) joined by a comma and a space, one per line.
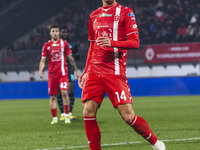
42, 39, 72, 77
87, 3, 139, 75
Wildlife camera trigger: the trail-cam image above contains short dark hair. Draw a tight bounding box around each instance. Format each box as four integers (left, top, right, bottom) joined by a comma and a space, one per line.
60, 26, 69, 31
50, 25, 60, 31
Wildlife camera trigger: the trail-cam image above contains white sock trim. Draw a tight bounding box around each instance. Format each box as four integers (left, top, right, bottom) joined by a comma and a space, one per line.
131, 115, 137, 126
146, 133, 152, 140
84, 118, 96, 120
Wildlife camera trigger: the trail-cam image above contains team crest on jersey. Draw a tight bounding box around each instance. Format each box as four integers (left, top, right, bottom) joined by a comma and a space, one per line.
100, 13, 112, 17
51, 51, 62, 62
114, 15, 120, 21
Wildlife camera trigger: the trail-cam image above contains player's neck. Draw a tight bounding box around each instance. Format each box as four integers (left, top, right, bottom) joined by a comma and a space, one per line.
103, 1, 116, 8
51, 38, 60, 42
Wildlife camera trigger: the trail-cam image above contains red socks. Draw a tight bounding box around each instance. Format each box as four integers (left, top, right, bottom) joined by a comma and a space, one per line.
83, 115, 157, 150
84, 117, 101, 150
50, 108, 57, 117
129, 115, 157, 145
64, 105, 70, 114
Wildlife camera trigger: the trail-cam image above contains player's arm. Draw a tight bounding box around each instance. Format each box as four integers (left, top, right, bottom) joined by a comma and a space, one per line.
78, 41, 94, 89
39, 44, 48, 78
39, 57, 46, 78
96, 34, 139, 49
78, 14, 94, 89
72, 43, 80, 60
67, 55, 80, 78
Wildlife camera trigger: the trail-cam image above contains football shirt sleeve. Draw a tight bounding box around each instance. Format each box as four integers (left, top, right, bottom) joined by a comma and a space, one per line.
41, 44, 48, 57
65, 42, 72, 56
124, 8, 139, 36
80, 41, 94, 79
88, 15, 94, 41
110, 8, 140, 49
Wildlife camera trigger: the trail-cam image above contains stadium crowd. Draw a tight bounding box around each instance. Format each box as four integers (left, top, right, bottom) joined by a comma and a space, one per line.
7, 0, 200, 52
0, 0, 21, 15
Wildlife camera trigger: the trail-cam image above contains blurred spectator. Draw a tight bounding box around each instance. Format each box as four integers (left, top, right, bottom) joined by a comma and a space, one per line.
10, 0, 200, 51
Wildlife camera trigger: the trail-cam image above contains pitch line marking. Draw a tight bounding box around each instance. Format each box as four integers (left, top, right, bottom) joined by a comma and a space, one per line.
33, 137, 200, 150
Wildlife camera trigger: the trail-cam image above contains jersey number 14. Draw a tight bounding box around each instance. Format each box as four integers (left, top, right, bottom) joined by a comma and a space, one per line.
115, 90, 127, 102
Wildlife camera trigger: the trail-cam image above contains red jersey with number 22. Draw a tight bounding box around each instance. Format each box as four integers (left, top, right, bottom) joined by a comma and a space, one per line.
88, 3, 139, 75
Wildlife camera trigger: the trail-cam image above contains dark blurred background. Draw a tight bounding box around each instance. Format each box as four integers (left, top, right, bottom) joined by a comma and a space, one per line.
0, 0, 200, 81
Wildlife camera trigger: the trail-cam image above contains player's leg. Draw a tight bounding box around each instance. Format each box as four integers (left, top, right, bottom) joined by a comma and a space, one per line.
48, 77, 59, 124
117, 104, 165, 150
83, 100, 101, 150
61, 89, 71, 123
68, 81, 76, 119
57, 86, 65, 120
59, 75, 71, 123
82, 73, 105, 150
117, 104, 156, 142
50, 94, 58, 124
104, 75, 165, 150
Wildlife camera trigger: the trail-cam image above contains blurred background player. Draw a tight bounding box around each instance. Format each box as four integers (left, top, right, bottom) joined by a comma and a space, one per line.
78, 0, 165, 150
57, 26, 80, 120
39, 25, 80, 124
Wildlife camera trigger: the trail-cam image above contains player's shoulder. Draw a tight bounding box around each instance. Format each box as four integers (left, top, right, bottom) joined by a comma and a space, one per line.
120, 5, 134, 13
90, 7, 101, 18
63, 40, 70, 47
43, 40, 51, 47
63, 39, 69, 44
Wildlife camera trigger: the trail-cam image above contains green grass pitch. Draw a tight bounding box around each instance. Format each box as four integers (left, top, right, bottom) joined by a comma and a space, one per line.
0, 96, 200, 150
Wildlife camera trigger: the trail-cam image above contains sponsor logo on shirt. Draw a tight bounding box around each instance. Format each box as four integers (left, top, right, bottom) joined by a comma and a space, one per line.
128, 12, 135, 17
97, 25, 109, 29
51, 43, 60, 47
100, 13, 112, 17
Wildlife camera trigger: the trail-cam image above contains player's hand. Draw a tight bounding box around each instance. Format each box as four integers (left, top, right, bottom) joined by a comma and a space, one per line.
78, 73, 87, 89
39, 71, 44, 79
96, 37, 111, 47
75, 70, 80, 79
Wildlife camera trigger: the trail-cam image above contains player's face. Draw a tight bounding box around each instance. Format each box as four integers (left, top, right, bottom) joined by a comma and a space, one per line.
102, 0, 115, 5
50, 28, 60, 41
60, 29, 69, 39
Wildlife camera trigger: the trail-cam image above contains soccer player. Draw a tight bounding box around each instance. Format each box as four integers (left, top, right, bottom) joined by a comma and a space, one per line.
78, 0, 166, 150
57, 26, 80, 120
39, 25, 80, 124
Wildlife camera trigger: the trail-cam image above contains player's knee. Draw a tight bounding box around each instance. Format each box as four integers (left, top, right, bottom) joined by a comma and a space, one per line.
83, 101, 98, 117
61, 91, 68, 98
83, 107, 94, 117
122, 114, 135, 124
50, 95, 56, 101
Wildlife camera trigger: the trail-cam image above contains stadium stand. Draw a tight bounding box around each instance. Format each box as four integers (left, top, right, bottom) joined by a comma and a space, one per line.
6, 0, 200, 51
0, 0, 200, 81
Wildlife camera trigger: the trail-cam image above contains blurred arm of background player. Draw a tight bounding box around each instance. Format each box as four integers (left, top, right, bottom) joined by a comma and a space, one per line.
67, 55, 80, 79
72, 42, 80, 61
39, 57, 46, 78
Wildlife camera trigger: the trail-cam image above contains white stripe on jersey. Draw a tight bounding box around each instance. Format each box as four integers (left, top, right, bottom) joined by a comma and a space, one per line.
60, 39, 65, 76
113, 6, 121, 75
